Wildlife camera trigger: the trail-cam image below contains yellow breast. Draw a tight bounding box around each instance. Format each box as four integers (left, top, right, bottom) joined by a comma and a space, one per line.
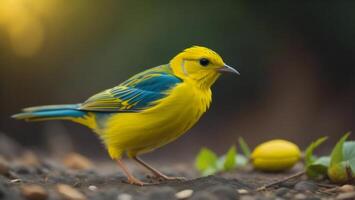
102, 80, 212, 159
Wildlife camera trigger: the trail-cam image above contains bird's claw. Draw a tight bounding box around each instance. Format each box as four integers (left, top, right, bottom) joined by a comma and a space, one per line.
126, 177, 148, 186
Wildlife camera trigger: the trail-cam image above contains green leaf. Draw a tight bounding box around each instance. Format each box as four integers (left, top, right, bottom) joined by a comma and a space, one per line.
343, 141, 355, 173
236, 154, 248, 166
330, 132, 350, 167
195, 147, 218, 174
223, 145, 237, 171
307, 156, 330, 178
238, 137, 251, 158
202, 166, 218, 176
305, 136, 328, 166
328, 132, 354, 183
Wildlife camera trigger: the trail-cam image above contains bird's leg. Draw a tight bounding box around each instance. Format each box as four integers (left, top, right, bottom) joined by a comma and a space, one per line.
133, 156, 186, 181
116, 159, 147, 186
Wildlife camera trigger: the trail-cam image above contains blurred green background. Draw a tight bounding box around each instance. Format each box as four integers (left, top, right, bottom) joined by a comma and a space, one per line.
1, 1, 354, 161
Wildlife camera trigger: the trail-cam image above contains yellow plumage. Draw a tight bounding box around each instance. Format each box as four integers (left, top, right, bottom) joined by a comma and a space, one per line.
13, 46, 239, 185
104, 79, 213, 159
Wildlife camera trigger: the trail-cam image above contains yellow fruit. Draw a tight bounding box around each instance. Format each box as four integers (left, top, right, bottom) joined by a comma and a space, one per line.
251, 139, 301, 172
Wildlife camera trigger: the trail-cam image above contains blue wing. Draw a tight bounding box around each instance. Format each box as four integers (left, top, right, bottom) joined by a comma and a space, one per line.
79, 64, 182, 112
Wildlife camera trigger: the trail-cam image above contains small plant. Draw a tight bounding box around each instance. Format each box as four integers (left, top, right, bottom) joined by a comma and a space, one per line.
305, 132, 354, 183
195, 133, 354, 184
304, 136, 330, 179
328, 132, 355, 183
195, 144, 248, 176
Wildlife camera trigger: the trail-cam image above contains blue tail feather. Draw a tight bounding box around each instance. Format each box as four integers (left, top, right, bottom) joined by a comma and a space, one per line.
12, 104, 86, 121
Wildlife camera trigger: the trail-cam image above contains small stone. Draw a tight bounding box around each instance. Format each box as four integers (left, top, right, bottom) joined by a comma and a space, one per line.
9, 179, 21, 183
0, 156, 9, 175
338, 184, 355, 193
56, 184, 86, 200
336, 192, 355, 200
275, 187, 289, 197
279, 181, 296, 188
14, 166, 31, 175
294, 193, 306, 199
21, 184, 48, 200
117, 193, 132, 200
175, 189, 193, 199
335, 192, 355, 200
63, 153, 93, 170
88, 185, 97, 192
210, 185, 238, 200
294, 181, 318, 192
237, 189, 249, 194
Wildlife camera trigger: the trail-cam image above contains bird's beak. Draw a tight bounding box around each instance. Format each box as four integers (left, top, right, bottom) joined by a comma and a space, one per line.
218, 64, 240, 75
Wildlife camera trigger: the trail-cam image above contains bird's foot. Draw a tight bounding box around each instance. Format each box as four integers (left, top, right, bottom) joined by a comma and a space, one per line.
126, 177, 148, 186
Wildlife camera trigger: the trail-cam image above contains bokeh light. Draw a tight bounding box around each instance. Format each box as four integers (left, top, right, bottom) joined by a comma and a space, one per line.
0, 0, 57, 57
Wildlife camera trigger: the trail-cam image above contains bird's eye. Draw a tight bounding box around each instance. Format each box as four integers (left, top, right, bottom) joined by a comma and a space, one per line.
199, 58, 210, 66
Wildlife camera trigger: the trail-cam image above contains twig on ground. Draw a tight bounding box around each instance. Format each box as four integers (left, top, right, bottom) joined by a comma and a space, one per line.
256, 170, 306, 192
316, 183, 338, 188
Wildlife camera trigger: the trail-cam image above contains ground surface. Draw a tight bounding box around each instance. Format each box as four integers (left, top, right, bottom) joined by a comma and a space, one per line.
0, 134, 352, 200
0, 155, 349, 200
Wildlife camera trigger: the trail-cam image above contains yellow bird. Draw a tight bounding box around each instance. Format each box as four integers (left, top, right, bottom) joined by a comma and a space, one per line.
12, 46, 239, 185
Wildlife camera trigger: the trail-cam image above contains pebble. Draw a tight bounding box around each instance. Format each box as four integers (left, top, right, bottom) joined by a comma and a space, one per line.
335, 192, 355, 200
0, 156, 9, 175
175, 189, 193, 199
117, 193, 132, 200
279, 180, 296, 188
210, 185, 239, 200
336, 192, 355, 200
338, 184, 355, 193
63, 153, 93, 170
294, 181, 318, 192
237, 189, 249, 194
9, 179, 21, 183
275, 187, 289, 197
88, 185, 98, 192
21, 184, 48, 200
56, 184, 86, 200
294, 193, 307, 199
14, 166, 31, 175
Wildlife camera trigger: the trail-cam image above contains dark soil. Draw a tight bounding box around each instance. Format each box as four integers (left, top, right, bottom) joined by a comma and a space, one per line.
0, 134, 349, 200
0, 156, 347, 200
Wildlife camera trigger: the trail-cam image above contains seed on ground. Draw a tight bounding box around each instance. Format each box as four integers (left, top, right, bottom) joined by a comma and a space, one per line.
175, 189, 194, 199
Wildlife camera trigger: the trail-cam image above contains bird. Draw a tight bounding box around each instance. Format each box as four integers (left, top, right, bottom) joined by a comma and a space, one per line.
12, 46, 239, 185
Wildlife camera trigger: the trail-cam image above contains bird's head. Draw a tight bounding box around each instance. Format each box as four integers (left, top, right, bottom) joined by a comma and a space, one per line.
169, 46, 239, 89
